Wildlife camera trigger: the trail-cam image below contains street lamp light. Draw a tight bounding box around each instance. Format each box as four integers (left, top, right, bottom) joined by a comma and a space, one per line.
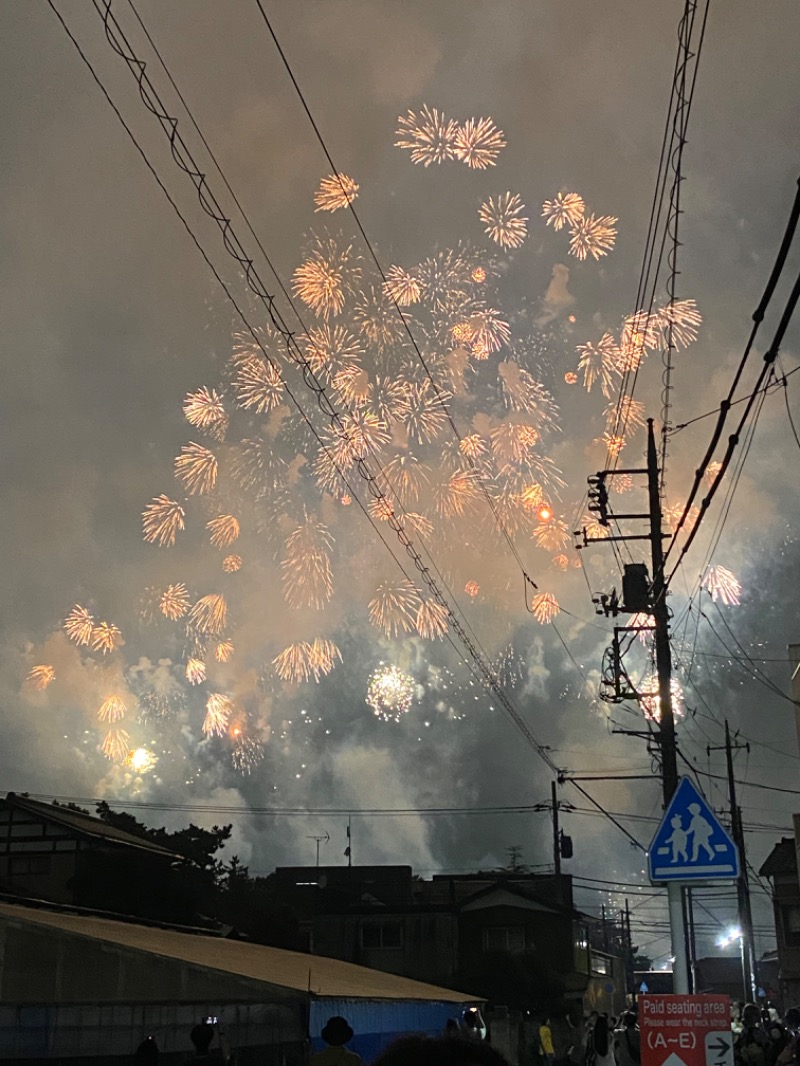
717, 927, 747, 1001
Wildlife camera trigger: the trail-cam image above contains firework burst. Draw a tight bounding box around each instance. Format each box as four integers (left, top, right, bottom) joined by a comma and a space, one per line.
207, 514, 240, 549
174, 443, 217, 496
203, 692, 233, 737
569, 214, 618, 261
222, 554, 242, 573
383, 265, 421, 306
416, 599, 449, 639
97, 696, 127, 723
91, 622, 123, 654
27, 665, 56, 690
479, 192, 528, 249
577, 333, 620, 397
703, 565, 742, 606
63, 605, 94, 646
183, 387, 227, 440
369, 580, 423, 637
159, 583, 191, 621
185, 658, 206, 685
215, 640, 235, 664
188, 593, 228, 636
542, 192, 585, 231
142, 495, 186, 547
282, 516, 334, 610
233, 355, 284, 413
531, 592, 560, 624
292, 235, 359, 318
124, 747, 158, 774
367, 663, 415, 721
395, 105, 459, 166
453, 116, 506, 169
101, 727, 130, 763
314, 173, 359, 212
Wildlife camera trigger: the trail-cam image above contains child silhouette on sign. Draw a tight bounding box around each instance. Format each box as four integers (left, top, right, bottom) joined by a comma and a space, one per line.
688, 803, 715, 861
665, 814, 688, 863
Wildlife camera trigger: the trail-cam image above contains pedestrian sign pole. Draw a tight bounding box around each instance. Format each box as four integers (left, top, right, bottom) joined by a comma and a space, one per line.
648, 777, 741, 993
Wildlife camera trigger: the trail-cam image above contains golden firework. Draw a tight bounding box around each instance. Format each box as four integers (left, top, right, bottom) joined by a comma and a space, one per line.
314, 173, 359, 212
657, 298, 702, 349
395, 105, 459, 166
533, 517, 570, 552
91, 622, 123, 654
215, 640, 234, 664
471, 265, 487, 283
234, 355, 284, 413
479, 192, 528, 249
303, 323, 363, 379
368, 579, 422, 637
222, 554, 242, 573
531, 592, 560, 624
582, 514, 609, 540
382, 453, 429, 506
207, 514, 240, 549
367, 497, 395, 523
353, 284, 406, 349
564, 371, 578, 384
459, 433, 488, 460
282, 516, 334, 610
568, 214, 618, 261
433, 469, 480, 519
292, 236, 359, 319
629, 612, 656, 645
124, 747, 157, 774
551, 553, 569, 572
464, 580, 480, 598
188, 593, 228, 636
159, 583, 191, 620
97, 696, 127, 723
183, 387, 227, 438
203, 692, 233, 736
174, 442, 217, 495
27, 665, 56, 690
705, 460, 723, 487
405, 511, 434, 539
383, 265, 421, 306
594, 432, 626, 458
415, 599, 449, 639
619, 310, 660, 370
576, 333, 620, 397
142, 495, 186, 547
272, 639, 341, 684
520, 484, 545, 510
541, 192, 585, 231
605, 395, 646, 433
490, 421, 539, 464
467, 308, 511, 355
453, 116, 506, 169
101, 727, 130, 763
403, 380, 452, 444
186, 658, 206, 685
63, 605, 94, 646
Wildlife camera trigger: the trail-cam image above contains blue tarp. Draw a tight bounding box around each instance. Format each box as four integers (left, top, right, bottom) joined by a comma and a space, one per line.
310, 997, 474, 1062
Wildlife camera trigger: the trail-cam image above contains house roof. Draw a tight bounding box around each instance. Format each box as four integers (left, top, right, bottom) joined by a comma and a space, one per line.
456, 878, 580, 918
759, 838, 797, 879
2, 793, 180, 859
0, 899, 478, 1003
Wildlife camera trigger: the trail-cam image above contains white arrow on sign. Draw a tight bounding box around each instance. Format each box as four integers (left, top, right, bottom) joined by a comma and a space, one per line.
704, 1032, 733, 1066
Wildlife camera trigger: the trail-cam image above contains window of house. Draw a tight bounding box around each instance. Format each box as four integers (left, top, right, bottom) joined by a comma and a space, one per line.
592, 955, 609, 975
781, 904, 800, 947
360, 921, 402, 949
9, 854, 51, 877
576, 924, 589, 950
482, 925, 527, 954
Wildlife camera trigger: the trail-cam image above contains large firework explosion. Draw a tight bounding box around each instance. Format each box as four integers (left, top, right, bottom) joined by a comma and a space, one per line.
24, 100, 715, 785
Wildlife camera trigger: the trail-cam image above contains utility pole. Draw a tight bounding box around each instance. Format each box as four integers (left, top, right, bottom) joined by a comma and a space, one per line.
552, 779, 561, 878
581, 419, 688, 992
708, 721, 756, 1001
646, 420, 688, 994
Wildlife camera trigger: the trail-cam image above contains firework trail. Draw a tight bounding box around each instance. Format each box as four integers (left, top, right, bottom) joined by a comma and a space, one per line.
27, 665, 56, 690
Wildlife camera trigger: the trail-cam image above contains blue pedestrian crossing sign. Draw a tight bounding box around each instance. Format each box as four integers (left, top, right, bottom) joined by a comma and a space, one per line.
648, 777, 740, 883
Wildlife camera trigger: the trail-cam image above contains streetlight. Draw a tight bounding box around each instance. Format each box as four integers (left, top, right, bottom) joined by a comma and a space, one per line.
718, 927, 747, 1002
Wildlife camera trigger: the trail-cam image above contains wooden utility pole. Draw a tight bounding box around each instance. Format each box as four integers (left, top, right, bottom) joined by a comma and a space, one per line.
552, 779, 561, 878
708, 721, 756, 1001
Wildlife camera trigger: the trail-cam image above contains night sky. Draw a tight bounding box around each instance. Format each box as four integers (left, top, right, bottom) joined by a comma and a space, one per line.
2, 1, 799, 969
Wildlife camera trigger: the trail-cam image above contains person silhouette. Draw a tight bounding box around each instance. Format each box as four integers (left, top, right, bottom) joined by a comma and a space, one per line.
665, 814, 688, 863
688, 803, 715, 861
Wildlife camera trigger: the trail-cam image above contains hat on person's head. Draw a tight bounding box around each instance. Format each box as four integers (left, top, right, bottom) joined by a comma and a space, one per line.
321, 1016, 354, 1046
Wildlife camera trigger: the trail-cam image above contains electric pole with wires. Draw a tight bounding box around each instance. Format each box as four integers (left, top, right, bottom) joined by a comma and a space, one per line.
579, 418, 688, 992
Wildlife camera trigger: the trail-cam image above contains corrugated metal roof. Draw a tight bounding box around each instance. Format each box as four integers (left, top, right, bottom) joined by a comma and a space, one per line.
2, 794, 180, 858
0, 901, 476, 1003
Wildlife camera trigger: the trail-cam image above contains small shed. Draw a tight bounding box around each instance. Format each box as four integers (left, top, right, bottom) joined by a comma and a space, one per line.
0, 898, 479, 1062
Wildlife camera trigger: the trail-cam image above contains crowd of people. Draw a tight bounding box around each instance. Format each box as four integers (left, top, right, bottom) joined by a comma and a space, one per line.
129, 1001, 800, 1065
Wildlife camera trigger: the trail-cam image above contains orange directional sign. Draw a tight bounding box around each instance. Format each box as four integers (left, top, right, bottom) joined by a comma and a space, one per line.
640, 996, 732, 1066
